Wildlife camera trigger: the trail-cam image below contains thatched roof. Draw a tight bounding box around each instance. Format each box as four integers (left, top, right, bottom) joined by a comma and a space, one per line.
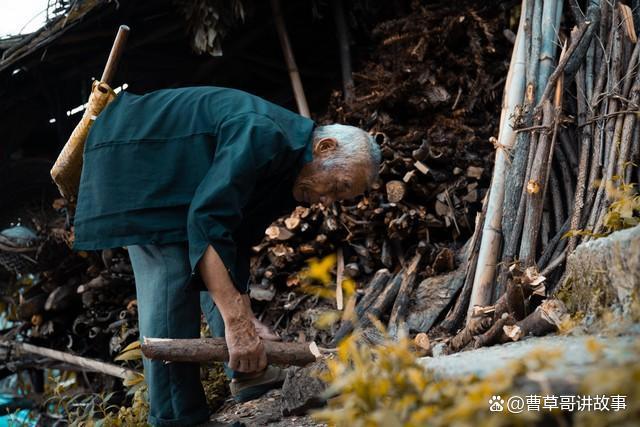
0, 0, 107, 73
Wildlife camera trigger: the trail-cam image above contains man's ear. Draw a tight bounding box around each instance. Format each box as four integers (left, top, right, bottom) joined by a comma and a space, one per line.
314, 137, 338, 155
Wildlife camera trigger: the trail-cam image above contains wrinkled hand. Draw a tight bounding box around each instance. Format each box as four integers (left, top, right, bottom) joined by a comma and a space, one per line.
225, 316, 267, 373
242, 294, 281, 341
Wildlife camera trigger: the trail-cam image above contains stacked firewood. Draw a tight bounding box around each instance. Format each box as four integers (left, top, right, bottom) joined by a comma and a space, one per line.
253, 2, 511, 346
440, 0, 640, 354
256, 0, 640, 353
3, 217, 139, 364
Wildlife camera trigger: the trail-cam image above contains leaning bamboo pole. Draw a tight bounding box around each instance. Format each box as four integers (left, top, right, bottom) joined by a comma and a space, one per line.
271, 0, 310, 118
467, 0, 528, 321
12, 341, 138, 380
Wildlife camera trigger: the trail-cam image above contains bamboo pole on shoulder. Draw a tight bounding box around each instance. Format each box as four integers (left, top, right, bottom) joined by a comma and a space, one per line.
466, 0, 528, 322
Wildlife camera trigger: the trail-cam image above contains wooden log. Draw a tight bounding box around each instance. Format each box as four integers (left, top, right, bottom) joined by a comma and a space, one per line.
472, 313, 516, 349
141, 337, 318, 367
265, 225, 294, 241
503, 299, 567, 341
361, 269, 404, 327
440, 192, 488, 332
331, 0, 354, 104
519, 100, 556, 265
387, 253, 422, 337
447, 314, 492, 353
335, 247, 345, 310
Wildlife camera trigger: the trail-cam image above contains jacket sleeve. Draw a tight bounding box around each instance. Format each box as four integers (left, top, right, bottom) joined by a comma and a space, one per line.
187, 113, 290, 291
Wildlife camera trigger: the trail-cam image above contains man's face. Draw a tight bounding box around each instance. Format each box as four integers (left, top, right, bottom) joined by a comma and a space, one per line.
294, 165, 370, 205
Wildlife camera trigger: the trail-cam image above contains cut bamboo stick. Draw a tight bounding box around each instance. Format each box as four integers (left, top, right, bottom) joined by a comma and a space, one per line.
468, 2, 528, 319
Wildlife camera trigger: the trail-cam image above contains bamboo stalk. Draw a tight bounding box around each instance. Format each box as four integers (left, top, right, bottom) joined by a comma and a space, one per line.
467, 1, 528, 320
271, 0, 310, 118
500, 1, 539, 297
332, 0, 355, 104
13, 342, 137, 380
536, 0, 563, 104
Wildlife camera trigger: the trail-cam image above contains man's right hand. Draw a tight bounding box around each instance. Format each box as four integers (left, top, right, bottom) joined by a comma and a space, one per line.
225, 316, 268, 373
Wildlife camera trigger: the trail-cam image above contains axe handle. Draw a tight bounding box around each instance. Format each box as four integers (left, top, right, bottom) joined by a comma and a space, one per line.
100, 25, 130, 85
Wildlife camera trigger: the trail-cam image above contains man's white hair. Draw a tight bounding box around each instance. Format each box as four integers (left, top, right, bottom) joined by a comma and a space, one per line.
312, 124, 381, 183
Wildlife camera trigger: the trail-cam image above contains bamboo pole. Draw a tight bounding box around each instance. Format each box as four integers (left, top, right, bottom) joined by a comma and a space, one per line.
332, 0, 355, 104
12, 342, 138, 380
271, 0, 310, 118
536, 0, 563, 104
467, 1, 528, 321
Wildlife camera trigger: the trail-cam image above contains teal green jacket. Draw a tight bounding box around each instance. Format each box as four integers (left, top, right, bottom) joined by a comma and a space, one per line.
74, 86, 315, 291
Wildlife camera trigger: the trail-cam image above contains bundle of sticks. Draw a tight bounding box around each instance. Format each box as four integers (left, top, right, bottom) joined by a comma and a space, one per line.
430, 0, 639, 352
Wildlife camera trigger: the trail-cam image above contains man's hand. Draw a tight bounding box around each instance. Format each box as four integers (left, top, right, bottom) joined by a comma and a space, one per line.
198, 245, 269, 373
242, 294, 281, 341
225, 316, 267, 372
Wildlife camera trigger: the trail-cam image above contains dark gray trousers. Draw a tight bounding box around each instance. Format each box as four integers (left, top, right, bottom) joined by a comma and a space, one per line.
128, 242, 232, 427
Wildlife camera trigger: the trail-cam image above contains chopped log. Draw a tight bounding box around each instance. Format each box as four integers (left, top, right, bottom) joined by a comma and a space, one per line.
284, 216, 301, 231
385, 180, 407, 203
472, 313, 516, 349
265, 226, 294, 241
414, 332, 431, 355
141, 337, 318, 367
503, 299, 567, 341
447, 314, 492, 353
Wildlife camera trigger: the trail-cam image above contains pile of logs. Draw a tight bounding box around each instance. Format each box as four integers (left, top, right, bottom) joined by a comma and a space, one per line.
252, 1, 512, 346
2, 214, 140, 367
256, 0, 640, 353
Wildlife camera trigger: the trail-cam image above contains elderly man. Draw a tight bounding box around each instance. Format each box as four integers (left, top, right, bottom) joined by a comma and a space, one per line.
72, 86, 380, 426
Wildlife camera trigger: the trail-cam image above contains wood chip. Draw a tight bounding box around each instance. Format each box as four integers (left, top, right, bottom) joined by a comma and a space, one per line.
619, 3, 637, 43
414, 160, 430, 175
466, 166, 484, 179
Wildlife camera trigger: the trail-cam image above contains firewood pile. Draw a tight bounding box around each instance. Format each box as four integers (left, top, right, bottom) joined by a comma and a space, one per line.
255, 0, 640, 354
252, 2, 512, 346
1, 0, 638, 377
0, 209, 140, 370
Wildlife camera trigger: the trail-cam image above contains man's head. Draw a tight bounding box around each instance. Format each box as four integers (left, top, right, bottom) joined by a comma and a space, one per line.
293, 124, 381, 205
